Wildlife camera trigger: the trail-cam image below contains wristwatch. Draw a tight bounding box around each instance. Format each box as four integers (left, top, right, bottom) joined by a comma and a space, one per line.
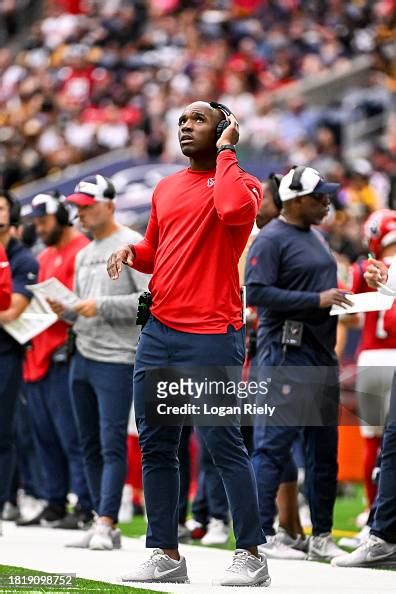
217, 144, 236, 154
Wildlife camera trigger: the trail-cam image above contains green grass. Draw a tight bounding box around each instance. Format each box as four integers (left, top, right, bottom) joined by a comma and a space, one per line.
0, 565, 164, 594
333, 483, 365, 534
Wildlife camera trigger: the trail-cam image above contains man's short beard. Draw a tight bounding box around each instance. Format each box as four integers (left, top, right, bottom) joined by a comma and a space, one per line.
43, 224, 64, 246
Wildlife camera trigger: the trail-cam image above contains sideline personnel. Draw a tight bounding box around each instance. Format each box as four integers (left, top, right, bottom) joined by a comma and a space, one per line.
107, 101, 270, 587
50, 175, 148, 551
22, 192, 92, 528
245, 166, 352, 562
0, 190, 38, 535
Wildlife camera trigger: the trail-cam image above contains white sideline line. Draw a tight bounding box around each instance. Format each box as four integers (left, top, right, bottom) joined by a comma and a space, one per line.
0, 523, 395, 594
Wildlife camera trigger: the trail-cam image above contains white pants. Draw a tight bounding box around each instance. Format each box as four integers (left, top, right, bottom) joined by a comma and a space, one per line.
356, 349, 396, 437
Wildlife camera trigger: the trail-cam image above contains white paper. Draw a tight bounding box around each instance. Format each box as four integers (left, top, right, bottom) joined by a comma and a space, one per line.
26, 277, 79, 308
330, 291, 394, 316
1, 294, 57, 344
378, 282, 396, 297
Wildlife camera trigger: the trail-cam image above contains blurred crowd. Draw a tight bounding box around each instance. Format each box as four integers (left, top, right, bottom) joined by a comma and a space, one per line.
0, 0, 395, 196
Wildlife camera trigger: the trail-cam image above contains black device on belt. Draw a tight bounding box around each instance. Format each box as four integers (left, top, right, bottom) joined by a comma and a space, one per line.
136, 291, 152, 328
281, 320, 303, 347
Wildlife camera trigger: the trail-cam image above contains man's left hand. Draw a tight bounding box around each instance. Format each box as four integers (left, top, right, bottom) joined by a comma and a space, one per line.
73, 299, 97, 317
216, 114, 239, 148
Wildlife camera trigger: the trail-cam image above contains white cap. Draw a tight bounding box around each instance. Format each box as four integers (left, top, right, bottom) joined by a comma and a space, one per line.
278, 166, 340, 202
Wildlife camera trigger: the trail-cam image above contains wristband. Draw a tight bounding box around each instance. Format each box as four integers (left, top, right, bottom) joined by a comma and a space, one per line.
217, 144, 236, 155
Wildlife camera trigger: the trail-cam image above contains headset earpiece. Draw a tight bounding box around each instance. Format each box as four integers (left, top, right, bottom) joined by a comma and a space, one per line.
209, 101, 233, 140
50, 190, 71, 226
268, 173, 283, 211
289, 166, 306, 192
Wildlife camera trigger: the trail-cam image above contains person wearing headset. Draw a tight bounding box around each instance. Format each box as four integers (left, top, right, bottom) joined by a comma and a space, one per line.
331, 257, 396, 569
48, 175, 149, 551
0, 190, 38, 538
245, 165, 352, 562
20, 191, 93, 530
107, 101, 270, 587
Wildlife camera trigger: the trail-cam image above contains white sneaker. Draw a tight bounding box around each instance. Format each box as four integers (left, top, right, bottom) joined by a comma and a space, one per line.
121, 549, 189, 583
308, 533, 346, 561
2, 502, 20, 521
258, 531, 307, 560
65, 527, 96, 548
332, 534, 396, 568
201, 518, 229, 546
118, 485, 133, 523
185, 518, 206, 540
339, 525, 371, 549
89, 524, 121, 550
215, 550, 271, 587
356, 509, 370, 529
65, 524, 121, 550
0, 519, 2, 536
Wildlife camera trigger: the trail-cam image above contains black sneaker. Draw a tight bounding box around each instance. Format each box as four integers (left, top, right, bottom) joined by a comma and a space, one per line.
16, 504, 66, 527
55, 506, 94, 530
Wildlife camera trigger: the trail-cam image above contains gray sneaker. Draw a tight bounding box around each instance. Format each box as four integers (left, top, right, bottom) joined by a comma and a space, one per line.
308, 533, 346, 561
90, 524, 121, 550
331, 535, 396, 568
121, 549, 189, 583
259, 530, 307, 560
215, 550, 271, 587
65, 525, 121, 550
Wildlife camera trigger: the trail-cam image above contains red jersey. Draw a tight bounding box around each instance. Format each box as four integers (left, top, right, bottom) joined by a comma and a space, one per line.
24, 233, 89, 382
130, 151, 262, 333
0, 243, 11, 310
349, 258, 396, 351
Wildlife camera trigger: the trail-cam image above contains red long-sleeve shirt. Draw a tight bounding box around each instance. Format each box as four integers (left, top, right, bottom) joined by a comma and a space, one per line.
130, 151, 262, 333
0, 243, 11, 311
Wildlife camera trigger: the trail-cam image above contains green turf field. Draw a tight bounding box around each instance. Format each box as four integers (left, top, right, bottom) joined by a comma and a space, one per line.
0, 564, 164, 594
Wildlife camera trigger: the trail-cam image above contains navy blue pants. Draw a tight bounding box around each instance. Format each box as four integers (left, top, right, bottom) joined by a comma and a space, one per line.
371, 372, 396, 543
253, 343, 339, 536
192, 434, 229, 525
70, 351, 133, 522
134, 315, 264, 550
26, 361, 91, 510
0, 352, 22, 510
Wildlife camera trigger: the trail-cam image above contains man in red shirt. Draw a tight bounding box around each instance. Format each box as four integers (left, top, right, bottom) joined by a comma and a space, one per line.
0, 243, 11, 311
21, 192, 92, 529
107, 101, 270, 587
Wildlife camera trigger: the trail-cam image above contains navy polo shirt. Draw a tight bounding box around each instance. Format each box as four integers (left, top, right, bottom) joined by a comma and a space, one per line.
0, 238, 38, 355
245, 218, 338, 364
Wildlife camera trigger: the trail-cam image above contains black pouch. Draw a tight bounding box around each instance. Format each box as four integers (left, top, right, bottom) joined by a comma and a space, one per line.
281, 320, 303, 347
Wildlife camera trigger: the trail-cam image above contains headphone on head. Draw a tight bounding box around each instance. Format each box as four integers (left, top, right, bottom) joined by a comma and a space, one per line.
0, 189, 21, 227
209, 101, 233, 140
268, 173, 283, 210
288, 166, 306, 192
52, 190, 72, 226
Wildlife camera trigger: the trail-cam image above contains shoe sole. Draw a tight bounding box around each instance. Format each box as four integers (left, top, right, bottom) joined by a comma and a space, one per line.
333, 559, 396, 569
122, 577, 190, 584
218, 576, 271, 587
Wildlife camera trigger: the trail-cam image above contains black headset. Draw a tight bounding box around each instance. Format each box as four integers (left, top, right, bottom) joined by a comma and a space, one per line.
289, 166, 306, 192
209, 101, 233, 140
51, 190, 72, 226
0, 189, 21, 227
268, 173, 283, 210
